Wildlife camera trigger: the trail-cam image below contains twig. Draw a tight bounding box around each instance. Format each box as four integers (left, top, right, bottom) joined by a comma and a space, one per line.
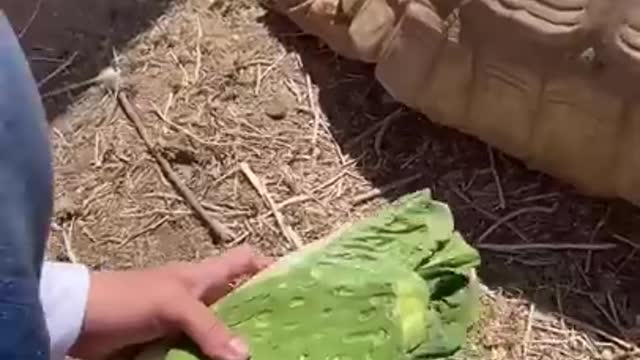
169, 50, 190, 85
284, 78, 302, 103
200, 203, 250, 217
554, 284, 565, 316
574, 259, 592, 288
142, 192, 249, 216
120, 210, 191, 219
476, 242, 617, 252
57, 220, 78, 263
193, 15, 203, 82
344, 108, 404, 149
239, 162, 303, 249
227, 232, 250, 248
487, 145, 506, 209
117, 216, 170, 249
589, 294, 626, 337
18, 0, 44, 38
37, 51, 78, 88
451, 187, 529, 243
312, 168, 349, 193
310, 157, 361, 193
614, 247, 638, 274
235, 58, 271, 71
462, 170, 480, 191
585, 207, 610, 272
258, 195, 312, 220
400, 141, 429, 169
163, 92, 174, 118
522, 303, 535, 358
610, 233, 640, 250
42, 66, 121, 98
93, 131, 102, 167
117, 92, 234, 242
255, 52, 287, 94
516, 192, 560, 203
254, 65, 262, 95
150, 102, 211, 145
205, 166, 240, 190
374, 110, 401, 157
306, 73, 321, 155
565, 322, 635, 352
28, 56, 66, 64
607, 292, 621, 328
352, 172, 423, 205
476, 206, 555, 243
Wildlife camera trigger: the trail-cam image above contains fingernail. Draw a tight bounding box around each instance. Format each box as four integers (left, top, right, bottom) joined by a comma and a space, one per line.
226, 337, 250, 360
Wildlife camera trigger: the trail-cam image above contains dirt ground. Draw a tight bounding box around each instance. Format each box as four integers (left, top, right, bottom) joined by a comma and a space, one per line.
3, 0, 640, 359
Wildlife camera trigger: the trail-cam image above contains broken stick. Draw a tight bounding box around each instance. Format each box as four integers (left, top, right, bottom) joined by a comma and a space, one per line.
117, 92, 235, 243
476, 242, 616, 252
239, 162, 303, 249
352, 172, 424, 205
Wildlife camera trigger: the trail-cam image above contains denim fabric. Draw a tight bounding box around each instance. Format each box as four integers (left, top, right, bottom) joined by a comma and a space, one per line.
0, 12, 53, 359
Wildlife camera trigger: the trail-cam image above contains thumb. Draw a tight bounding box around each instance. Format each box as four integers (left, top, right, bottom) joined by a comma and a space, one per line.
163, 294, 250, 360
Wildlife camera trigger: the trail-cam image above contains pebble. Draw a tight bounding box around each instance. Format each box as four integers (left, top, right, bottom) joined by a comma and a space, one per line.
600, 348, 613, 360
264, 99, 288, 120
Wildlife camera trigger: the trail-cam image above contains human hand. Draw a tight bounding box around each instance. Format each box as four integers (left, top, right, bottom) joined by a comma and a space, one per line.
68, 245, 274, 360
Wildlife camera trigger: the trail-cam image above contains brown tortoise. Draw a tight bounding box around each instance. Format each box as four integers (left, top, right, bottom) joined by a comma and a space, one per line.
270, 0, 640, 206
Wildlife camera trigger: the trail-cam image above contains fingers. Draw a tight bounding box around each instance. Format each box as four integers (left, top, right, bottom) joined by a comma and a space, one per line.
164, 294, 250, 360
212, 245, 274, 274
189, 245, 275, 303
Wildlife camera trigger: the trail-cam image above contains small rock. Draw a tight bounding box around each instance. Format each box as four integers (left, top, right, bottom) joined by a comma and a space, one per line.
208, 0, 223, 11
177, 54, 189, 64
161, 143, 198, 165
264, 99, 288, 120
55, 195, 81, 223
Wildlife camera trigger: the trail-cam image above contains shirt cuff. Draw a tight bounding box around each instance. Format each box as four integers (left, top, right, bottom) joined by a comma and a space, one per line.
39, 261, 91, 360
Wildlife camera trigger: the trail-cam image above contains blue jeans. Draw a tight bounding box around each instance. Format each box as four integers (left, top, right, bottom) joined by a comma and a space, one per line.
0, 11, 54, 359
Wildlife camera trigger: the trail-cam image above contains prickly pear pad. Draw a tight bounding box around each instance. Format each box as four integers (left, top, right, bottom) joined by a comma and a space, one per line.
145, 190, 481, 360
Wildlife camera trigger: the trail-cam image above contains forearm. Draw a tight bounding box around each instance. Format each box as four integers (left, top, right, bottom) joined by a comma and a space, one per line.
67, 269, 167, 360
40, 247, 265, 360
39, 262, 163, 360
36, 241, 160, 357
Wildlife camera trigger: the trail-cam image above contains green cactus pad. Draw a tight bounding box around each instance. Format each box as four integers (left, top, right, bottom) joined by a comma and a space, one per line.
137, 190, 481, 360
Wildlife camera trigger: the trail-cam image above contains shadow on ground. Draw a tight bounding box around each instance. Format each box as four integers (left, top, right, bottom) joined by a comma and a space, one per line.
259, 11, 640, 344
1, 0, 172, 120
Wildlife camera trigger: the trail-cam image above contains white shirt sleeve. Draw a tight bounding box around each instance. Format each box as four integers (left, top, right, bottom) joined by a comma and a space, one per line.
39, 261, 91, 360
